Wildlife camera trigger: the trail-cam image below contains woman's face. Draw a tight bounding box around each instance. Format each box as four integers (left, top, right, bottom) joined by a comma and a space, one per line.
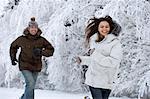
98, 21, 110, 37
28, 26, 38, 35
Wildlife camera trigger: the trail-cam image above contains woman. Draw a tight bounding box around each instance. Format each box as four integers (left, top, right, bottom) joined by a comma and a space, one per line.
77, 15, 122, 99
9, 17, 54, 99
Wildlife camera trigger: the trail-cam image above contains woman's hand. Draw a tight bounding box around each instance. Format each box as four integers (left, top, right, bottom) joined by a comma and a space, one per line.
76, 57, 82, 64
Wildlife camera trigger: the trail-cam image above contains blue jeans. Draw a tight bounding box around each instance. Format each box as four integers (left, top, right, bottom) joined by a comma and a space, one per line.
21, 70, 38, 99
89, 86, 111, 99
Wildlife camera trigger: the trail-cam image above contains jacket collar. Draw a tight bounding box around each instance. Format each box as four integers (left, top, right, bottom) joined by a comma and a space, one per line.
101, 34, 118, 43
23, 27, 42, 40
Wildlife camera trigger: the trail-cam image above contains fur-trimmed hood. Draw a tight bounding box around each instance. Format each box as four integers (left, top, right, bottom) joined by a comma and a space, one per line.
23, 27, 42, 37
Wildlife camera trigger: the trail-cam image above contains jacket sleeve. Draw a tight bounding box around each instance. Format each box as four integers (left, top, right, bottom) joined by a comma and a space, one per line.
79, 34, 96, 65
79, 55, 91, 66
79, 48, 106, 66
98, 42, 123, 68
10, 37, 21, 60
42, 38, 54, 57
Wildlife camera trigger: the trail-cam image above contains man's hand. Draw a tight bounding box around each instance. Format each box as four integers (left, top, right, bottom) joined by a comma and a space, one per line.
33, 48, 42, 57
11, 58, 18, 66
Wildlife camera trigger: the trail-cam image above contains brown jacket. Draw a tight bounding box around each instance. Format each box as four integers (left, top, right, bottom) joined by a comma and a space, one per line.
10, 28, 54, 72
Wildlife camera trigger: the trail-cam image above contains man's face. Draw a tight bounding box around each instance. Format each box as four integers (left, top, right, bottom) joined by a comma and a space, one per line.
28, 26, 38, 35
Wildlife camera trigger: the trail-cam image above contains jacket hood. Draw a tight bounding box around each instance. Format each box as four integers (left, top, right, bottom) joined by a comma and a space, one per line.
23, 27, 42, 37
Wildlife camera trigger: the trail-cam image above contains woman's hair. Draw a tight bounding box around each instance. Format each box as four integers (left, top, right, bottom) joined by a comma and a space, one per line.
85, 15, 121, 43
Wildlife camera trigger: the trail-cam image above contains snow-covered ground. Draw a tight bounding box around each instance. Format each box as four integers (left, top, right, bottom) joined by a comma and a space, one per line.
0, 87, 135, 99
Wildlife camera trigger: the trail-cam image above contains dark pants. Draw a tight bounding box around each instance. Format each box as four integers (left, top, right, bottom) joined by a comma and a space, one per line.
21, 70, 39, 99
89, 86, 111, 99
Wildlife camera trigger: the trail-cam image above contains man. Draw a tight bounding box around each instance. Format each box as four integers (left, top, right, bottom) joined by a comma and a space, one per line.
10, 17, 54, 99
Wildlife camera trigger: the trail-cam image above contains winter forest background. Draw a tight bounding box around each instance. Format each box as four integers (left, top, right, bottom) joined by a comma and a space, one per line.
0, 0, 150, 98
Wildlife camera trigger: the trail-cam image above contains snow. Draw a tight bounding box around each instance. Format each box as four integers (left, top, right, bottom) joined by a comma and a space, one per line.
0, 0, 8, 16
0, 88, 134, 99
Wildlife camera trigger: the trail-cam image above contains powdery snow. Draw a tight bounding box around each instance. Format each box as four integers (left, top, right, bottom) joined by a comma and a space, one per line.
0, 88, 134, 99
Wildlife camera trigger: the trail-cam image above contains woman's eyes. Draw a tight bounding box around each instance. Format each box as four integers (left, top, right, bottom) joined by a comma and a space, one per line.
100, 26, 109, 28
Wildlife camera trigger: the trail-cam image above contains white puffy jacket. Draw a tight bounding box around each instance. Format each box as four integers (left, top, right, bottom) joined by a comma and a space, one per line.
79, 34, 122, 89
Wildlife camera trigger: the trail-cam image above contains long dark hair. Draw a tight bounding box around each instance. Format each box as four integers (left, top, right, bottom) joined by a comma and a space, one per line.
85, 15, 121, 44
